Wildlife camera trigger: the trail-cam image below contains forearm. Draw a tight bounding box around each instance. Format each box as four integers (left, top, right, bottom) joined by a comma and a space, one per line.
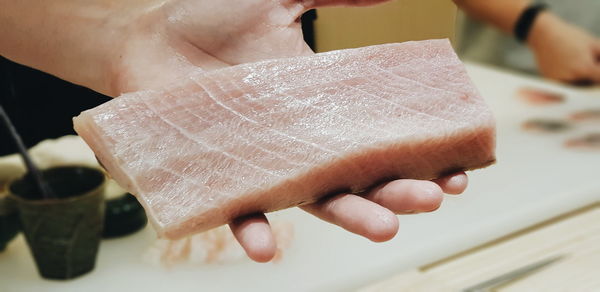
454, 0, 571, 52
456, 0, 600, 84
0, 1, 155, 95
453, 0, 532, 34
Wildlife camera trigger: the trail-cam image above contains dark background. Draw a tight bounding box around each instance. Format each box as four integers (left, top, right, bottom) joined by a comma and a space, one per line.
0, 58, 111, 156
0, 10, 317, 156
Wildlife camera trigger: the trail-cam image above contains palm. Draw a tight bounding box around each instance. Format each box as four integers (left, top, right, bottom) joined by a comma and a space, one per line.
111, 0, 468, 263
114, 0, 312, 94
167, 0, 311, 64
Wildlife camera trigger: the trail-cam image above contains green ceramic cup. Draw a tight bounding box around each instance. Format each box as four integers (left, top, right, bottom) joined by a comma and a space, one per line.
8, 166, 105, 280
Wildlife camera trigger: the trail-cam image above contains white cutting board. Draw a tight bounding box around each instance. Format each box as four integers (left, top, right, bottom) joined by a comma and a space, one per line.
1, 63, 599, 292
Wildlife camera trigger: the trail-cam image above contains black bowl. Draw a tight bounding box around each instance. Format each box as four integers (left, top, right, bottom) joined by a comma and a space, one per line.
103, 193, 147, 238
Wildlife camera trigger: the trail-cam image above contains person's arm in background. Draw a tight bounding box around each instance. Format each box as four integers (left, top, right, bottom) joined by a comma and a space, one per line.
0, 0, 468, 263
454, 0, 600, 84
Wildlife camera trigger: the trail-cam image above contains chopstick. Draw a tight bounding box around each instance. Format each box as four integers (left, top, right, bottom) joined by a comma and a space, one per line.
462, 254, 565, 292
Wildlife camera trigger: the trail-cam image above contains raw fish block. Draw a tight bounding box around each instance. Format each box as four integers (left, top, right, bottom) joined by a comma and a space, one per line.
74, 39, 496, 239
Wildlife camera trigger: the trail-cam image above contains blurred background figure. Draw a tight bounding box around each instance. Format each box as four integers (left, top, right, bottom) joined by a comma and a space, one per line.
455, 0, 600, 85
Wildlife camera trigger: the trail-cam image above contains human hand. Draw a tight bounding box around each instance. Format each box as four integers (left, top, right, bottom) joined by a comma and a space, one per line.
61, 0, 468, 263
107, 0, 388, 95
528, 12, 600, 85
105, 0, 469, 263
2, 0, 471, 263
230, 173, 468, 262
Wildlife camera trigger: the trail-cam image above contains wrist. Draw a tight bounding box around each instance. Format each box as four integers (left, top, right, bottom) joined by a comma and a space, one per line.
526, 11, 560, 49
86, 4, 156, 96
82, 12, 131, 97
103, 2, 169, 96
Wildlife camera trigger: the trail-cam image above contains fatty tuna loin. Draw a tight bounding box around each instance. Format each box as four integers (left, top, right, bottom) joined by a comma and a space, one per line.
74, 39, 496, 239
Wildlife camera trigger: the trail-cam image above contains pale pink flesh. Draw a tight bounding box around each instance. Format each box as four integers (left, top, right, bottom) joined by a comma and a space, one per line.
74, 39, 496, 239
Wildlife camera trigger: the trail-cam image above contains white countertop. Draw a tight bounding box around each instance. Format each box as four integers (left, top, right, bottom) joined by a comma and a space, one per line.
1, 63, 599, 292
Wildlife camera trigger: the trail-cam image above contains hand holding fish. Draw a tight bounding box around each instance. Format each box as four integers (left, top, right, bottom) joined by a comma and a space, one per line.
0, 0, 469, 263
116, 0, 469, 263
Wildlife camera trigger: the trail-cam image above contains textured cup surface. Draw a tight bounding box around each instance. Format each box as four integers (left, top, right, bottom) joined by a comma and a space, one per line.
9, 166, 105, 279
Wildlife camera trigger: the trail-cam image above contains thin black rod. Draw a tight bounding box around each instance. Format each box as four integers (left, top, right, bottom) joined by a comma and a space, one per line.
0, 104, 54, 199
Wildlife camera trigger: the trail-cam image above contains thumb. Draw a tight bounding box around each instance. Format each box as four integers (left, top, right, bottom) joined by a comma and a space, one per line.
278, 0, 390, 57
302, 0, 390, 9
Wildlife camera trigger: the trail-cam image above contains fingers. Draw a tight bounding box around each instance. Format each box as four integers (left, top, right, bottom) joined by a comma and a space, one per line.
587, 40, 600, 83
593, 39, 600, 58
300, 172, 469, 243
590, 49, 600, 83
301, 194, 399, 242
300, 0, 390, 9
572, 41, 600, 85
574, 65, 600, 85
433, 172, 468, 195
229, 214, 277, 263
590, 67, 600, 84
364, 179, 444, 214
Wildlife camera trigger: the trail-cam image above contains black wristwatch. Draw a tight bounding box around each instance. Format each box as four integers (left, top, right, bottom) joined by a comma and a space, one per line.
514, 3, 549, 42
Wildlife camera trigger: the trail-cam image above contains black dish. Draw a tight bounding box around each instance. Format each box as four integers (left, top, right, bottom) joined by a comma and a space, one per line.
103, 193, 147, 238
